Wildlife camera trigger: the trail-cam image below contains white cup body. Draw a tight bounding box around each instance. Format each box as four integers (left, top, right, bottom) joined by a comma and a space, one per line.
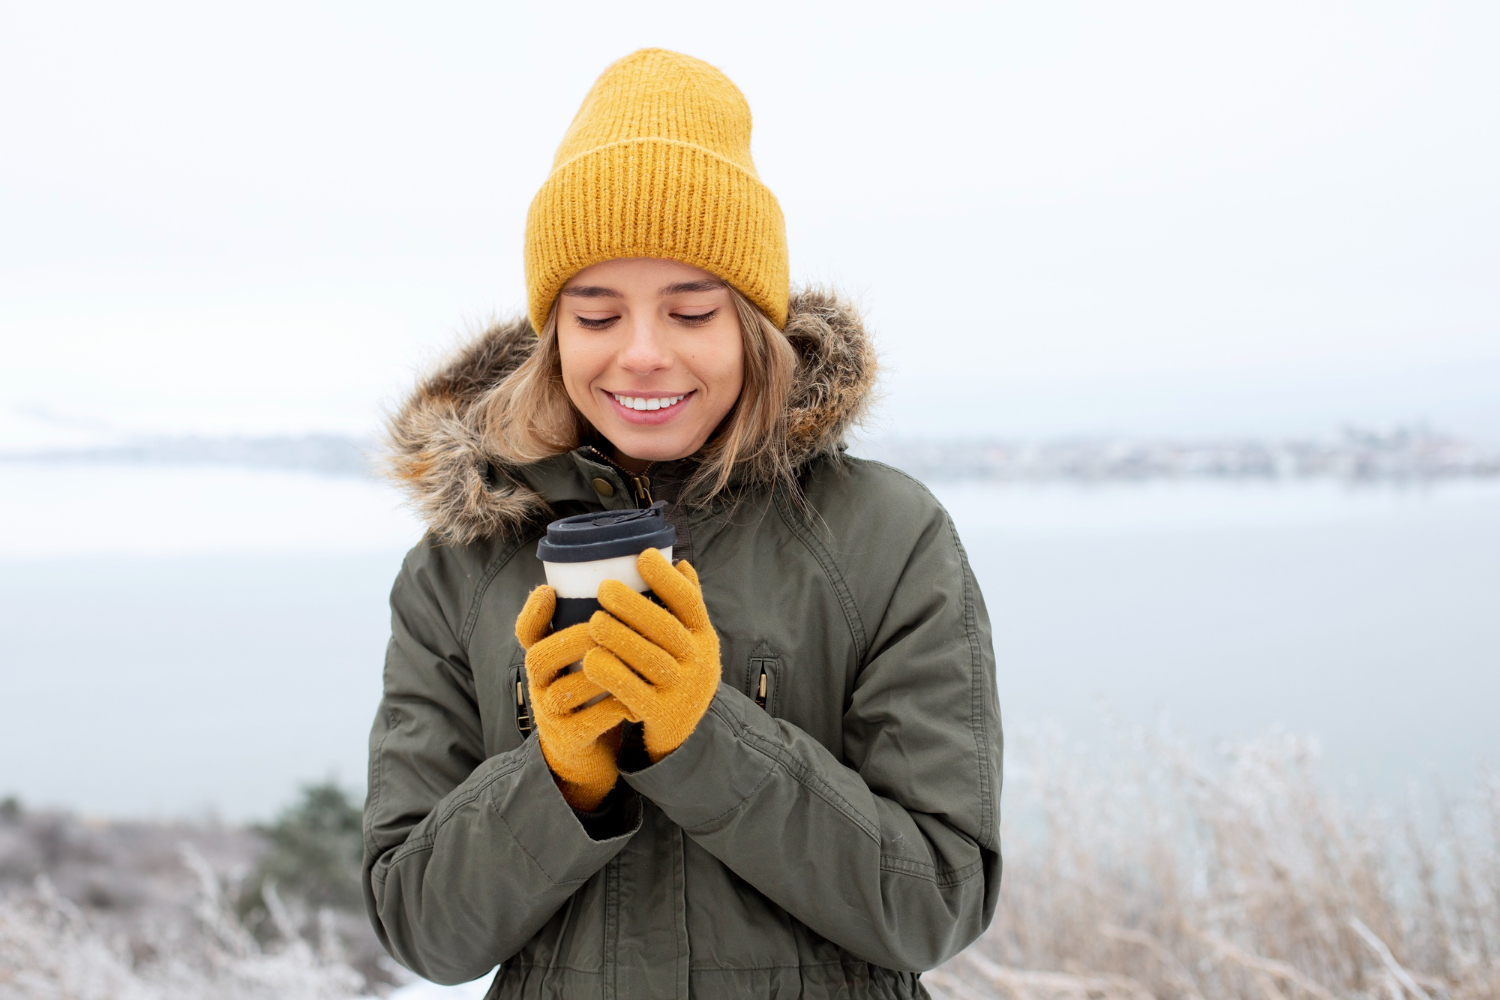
542, 545, 672, 599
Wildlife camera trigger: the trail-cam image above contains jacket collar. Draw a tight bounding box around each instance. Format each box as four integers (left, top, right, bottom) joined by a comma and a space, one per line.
382, 287, 877, 544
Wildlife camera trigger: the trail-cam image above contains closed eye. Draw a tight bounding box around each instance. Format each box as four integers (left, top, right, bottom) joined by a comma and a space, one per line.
574, 315, 619, 329
673, 309, 717, 326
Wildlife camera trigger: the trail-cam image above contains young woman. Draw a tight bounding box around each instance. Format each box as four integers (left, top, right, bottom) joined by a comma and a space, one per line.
363, 48, 1002, 1000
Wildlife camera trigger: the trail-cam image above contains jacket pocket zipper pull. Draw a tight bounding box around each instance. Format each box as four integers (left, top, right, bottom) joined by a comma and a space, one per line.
516, 677, 532, 736
754, 669, 768, 709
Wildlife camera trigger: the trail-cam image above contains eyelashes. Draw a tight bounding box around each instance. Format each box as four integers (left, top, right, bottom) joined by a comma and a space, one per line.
572, 309, 718, 330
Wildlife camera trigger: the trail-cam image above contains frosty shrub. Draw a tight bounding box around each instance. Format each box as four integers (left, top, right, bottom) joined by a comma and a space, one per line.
0, 845, 365, 1000
928, 726, 1500, 1000
0, 791, 400, 998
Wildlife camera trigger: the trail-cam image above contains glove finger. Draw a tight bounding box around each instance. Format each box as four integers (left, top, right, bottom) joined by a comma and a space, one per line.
596, 581, 694, 660
539, 693, 630, 744
589, 610, 683, 688
637, 549, 712, 633
597, 578, 692, 652
570, 696, 633, 740
582, 646, 659, 720
515, 585, 556, 649
540, 670, 610, 717
525, 622, 593, 688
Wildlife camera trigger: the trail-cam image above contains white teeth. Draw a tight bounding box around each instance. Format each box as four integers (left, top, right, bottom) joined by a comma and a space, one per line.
612, 393, 686, 412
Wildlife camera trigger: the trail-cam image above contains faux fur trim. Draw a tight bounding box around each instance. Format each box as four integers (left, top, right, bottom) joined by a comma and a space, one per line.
382, 287, 877, 544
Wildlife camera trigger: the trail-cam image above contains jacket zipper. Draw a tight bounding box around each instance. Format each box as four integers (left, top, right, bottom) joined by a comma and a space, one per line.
754, 668, 768, 709
584, 445, 656, 507
630, 472, 653, 505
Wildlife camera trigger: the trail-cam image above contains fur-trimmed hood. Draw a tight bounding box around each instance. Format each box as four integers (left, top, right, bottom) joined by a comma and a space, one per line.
383, 288, 877, 544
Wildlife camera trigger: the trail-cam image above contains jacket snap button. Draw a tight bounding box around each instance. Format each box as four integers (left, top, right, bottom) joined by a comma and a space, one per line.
591, 477, 616, 498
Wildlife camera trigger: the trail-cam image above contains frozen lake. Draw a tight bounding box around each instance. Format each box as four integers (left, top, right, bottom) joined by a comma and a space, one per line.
1, 462, 1496, 819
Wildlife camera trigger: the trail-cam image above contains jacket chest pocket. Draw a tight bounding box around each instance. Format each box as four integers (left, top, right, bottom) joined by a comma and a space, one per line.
510, 658, 533, 739
479, 654, 532, 757
742, 643, 783, 718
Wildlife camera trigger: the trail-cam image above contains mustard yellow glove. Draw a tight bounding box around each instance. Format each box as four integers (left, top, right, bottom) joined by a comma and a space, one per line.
582, 549, 720, 763
515, 585, 633, 810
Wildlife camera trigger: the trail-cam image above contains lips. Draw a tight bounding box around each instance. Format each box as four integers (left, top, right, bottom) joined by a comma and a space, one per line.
609, 391, 688, 412
602, 389, 695, 425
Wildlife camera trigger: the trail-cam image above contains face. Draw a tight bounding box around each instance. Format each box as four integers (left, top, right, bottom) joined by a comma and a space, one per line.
556, 257, 745, 472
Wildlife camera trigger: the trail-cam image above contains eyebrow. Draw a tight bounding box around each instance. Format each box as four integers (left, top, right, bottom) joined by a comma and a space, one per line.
559, 278, 727, 299
658, 279, 726, 295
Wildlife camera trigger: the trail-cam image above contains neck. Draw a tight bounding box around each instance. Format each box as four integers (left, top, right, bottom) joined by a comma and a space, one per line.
608, 448, 653, 474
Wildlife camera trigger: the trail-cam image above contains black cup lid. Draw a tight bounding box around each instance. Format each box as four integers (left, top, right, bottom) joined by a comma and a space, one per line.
536, 500, 677, 563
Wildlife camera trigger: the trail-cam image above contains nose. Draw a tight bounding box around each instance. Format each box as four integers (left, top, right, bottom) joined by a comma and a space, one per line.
617, 315, 671, 375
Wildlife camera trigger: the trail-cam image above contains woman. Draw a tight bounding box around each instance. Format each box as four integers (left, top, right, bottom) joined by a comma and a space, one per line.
363, 48, 1002, 1000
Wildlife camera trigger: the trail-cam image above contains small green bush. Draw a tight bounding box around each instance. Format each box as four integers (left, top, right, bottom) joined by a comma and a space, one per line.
241, 782, 364, 921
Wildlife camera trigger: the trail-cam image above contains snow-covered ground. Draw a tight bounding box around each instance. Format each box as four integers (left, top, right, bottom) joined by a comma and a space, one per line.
383, 978, 492, 1000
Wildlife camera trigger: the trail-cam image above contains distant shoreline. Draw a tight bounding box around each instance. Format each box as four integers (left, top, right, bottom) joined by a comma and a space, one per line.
861, 425, 1500, 483
3, 424, 1497, 484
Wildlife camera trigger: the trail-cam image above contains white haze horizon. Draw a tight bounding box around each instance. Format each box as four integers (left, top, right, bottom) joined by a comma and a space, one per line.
2, 1, 1498, 446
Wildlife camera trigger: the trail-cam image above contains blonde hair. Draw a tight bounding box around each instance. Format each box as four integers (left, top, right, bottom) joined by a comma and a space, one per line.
480, 286, 799, 504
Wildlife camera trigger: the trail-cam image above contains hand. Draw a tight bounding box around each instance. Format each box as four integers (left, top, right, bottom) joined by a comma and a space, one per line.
582, 549, 720, 763
515, 585, 634, 810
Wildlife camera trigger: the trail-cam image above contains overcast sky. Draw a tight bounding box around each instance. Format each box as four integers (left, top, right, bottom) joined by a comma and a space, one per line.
2, 0, 1497, 445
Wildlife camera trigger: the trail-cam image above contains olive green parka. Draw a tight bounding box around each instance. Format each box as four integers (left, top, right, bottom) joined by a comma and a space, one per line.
363, 290, 1003, 999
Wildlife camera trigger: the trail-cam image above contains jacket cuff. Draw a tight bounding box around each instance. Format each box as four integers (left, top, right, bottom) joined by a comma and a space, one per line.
495, 737, 642, 880
620, 683, 777, 830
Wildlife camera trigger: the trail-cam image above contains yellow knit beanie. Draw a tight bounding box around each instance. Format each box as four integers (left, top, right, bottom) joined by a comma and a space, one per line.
524, 48, 789, 332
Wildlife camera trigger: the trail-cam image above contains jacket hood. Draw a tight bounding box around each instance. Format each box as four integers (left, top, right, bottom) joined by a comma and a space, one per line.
382, 287, 878, 544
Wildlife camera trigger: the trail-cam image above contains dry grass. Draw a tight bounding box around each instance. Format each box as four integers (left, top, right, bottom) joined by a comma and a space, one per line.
931, 727, 1500, 1000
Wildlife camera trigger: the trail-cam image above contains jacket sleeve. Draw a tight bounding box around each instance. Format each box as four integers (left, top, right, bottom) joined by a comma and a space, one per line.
361, 541, 642, 985
623, 497, 1002, 972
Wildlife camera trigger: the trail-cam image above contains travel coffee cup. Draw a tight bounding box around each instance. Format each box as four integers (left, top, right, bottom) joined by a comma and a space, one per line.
536, 500, 676, 633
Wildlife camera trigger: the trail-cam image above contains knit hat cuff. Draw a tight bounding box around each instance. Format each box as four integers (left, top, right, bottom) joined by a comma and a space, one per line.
525, 137, 789, 332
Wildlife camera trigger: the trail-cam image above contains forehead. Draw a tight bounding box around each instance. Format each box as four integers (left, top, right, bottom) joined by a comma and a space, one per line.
563, 257, 724, 293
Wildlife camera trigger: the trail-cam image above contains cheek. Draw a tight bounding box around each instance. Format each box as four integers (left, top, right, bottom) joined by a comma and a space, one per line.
705, 327, 746, 398
722, 354, 746, 401
557, 332, 604, 404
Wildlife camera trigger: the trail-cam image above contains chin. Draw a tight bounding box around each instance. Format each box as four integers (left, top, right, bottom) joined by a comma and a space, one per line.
608, 428, 701, 463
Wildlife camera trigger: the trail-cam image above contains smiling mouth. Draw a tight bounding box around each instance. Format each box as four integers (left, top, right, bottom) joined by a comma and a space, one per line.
608, 391, 691, 412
